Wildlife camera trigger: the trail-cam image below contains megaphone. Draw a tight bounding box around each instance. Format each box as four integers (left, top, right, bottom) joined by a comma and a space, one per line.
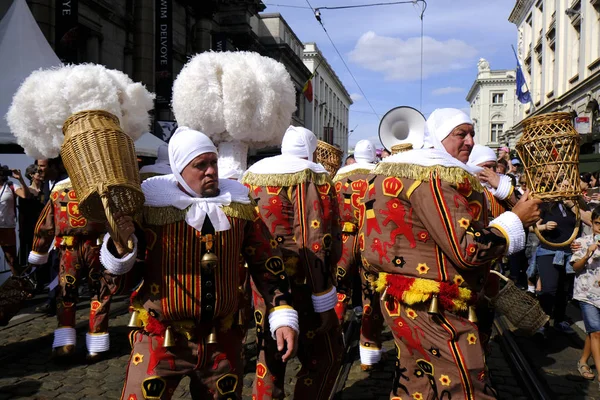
378, 106, 426, 153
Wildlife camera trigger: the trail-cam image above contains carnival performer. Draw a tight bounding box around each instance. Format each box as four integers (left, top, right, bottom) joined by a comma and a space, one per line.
333, 139, 385, 370
363, 108, 541, 399
242, 126, 343, 400
28, 176, 118, 361
139, 144, 171, 181
101, 128, 298, 400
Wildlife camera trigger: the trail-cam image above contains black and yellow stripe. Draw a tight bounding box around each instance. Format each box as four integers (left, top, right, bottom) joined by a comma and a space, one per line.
437, 313, 475, 400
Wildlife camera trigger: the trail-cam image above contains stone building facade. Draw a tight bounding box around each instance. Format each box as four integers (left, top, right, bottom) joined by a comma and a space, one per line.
466, 59, 519, 148
508, 0, 600, 170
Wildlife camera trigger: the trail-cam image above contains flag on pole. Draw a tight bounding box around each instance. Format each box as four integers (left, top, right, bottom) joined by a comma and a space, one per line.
516, 64, 531, 104
302, 75, 314, 102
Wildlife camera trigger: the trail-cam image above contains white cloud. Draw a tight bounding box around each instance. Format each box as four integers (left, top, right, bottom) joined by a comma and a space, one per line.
348, 32, 477, 81
350, 93, 363, 102
432, 86, 464, 96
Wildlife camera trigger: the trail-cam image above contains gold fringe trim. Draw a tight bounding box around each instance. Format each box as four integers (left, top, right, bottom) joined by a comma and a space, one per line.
143, 201, 255, 226
242, 169, 332, 187
373, 163, 482, 192
221, 202, 256, 221
333, 168, 374, 182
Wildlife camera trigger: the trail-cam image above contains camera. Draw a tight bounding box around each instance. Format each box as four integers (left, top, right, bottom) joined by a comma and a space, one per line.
0, 165, 12, 177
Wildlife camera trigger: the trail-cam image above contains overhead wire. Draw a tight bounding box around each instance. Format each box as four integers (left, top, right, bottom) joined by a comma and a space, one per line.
315, 1, 418, 11
304, 0, 381, 119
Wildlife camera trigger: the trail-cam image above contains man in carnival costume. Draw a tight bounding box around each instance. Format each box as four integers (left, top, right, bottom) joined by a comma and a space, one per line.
333, 139, 385, 370
363, 108, 541, 399
28, 175, 119, 362
102, 127, 299, 400
242, 126, 343, 400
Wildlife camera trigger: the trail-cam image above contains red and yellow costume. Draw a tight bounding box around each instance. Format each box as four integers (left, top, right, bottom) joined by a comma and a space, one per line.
28, 178, 119, 355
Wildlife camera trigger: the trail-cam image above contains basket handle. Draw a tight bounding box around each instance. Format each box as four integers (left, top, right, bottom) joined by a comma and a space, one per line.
533, 202, 580, 248
99, 184, 135, 253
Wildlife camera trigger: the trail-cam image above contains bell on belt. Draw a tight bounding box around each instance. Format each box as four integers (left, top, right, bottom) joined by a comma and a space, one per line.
128, 310, 143, 328
163, 326, 175, 348
468, 305, 478, 323
381, 286, 389, 301
428, 295, 440, 315
207, 327, 218, 344
201, 252, 218, 272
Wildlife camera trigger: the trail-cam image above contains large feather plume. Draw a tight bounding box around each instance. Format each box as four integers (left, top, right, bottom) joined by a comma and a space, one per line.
172, 51, 296, 148
6, 64, 155, 158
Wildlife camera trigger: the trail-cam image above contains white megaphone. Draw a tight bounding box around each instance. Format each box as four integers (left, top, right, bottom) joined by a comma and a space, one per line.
378, 106, 426, 153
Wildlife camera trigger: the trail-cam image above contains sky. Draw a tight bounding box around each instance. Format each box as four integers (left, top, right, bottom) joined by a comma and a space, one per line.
261, 0, 519, 148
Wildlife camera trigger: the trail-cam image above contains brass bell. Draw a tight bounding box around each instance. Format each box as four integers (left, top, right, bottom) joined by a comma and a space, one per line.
381, 286, 389, 301
201, 252, 218, 272
427, 295, 440, 315
163, 326, 176, 347
468, 306, 478, 323
128, 310, 143, 328
207, 327, 218, 344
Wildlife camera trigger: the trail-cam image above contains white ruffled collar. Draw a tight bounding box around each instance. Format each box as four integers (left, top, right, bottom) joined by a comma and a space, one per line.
142, 174, 250, 232
245, 154, 328, 175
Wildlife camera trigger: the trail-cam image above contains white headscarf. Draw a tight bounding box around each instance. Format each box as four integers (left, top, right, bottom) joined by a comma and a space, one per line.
141, 126, 250, 233
219, 166, 242, 180
353, 140, 377, 164
245, 125, 327, 176
467, 144, 496, 167
139, 144, 171, 175
423, 108, 473, 151
281, 126, 318, 159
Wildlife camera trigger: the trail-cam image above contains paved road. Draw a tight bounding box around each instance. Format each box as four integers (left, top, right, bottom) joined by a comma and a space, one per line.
0, 294, 596, 399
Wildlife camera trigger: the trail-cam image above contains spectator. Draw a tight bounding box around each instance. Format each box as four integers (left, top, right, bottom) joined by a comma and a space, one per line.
0, 165, 31, 275
380, 149, 391, 159
345, 155, 356, 166
571, 206, 600, 383
17, 165, 45, 269
496, 158, 509, 175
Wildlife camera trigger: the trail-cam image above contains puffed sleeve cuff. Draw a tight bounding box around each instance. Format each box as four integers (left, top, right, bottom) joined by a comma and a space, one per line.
268, 306, 300, 339
312, 286, 338, 313
99, 233, 138, 275
28, 251, 49, 265
490, 175, 514, 201
489, 211, 525, 255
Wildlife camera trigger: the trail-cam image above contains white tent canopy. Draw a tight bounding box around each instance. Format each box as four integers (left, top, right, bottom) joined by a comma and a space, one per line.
135, 132, 166, 158
0, 0, 62, 144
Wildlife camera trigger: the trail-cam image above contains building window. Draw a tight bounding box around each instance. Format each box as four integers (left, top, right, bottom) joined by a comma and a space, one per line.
492, 93, 504, 104
491, 123, 503, 142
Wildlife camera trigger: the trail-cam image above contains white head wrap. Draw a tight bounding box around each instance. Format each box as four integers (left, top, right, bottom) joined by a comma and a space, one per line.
281, 126, 317, 159
219, 166, 242, 180
168, 126, 218, 197
353, 140, 377, 164
139, 144, 171, 176
156, 144, 169, 165
467, 144, 496, 167
423, 108, 473, 151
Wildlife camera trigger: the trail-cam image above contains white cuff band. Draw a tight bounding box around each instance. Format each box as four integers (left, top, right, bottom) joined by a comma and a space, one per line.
99, 233, 138, 275
28, 251, 49, 265
53, 327, 76, 348
489, 211, 526, 255
359, 345, 382, 365
312, 287, 338, 313
86, 332, 110, 353
311, 286, 337, 313
491, 175, 513, 201
268, 308, 300, 339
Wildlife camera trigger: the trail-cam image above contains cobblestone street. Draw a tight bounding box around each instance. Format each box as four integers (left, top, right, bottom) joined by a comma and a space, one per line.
0, 295, 598, 399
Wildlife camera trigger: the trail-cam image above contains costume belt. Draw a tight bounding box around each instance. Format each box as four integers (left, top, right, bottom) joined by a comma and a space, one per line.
55, 234, 103, 248
375, 273, 477, 313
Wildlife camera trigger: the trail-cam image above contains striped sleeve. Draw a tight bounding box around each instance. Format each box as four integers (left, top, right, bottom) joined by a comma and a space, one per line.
29, 200, 55, 261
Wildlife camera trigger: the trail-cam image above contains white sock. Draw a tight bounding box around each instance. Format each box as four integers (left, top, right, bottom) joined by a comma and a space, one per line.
527, 285, 535, 293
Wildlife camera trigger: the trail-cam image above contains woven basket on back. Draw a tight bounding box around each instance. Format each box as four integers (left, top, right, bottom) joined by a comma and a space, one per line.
60, 110, 144, 249
488, 271, 548, 336
316, 140, 343, 176
516, 112, 581, 247
391, 143, 413, 154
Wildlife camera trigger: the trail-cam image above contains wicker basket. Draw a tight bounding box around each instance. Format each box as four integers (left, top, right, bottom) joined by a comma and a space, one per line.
0, 275, 34, 326
391, 143, 413, 154
516, 112, 581, 247
316, 140, 343, 176
488, 271, 548, 335
60, 110, 144, 249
